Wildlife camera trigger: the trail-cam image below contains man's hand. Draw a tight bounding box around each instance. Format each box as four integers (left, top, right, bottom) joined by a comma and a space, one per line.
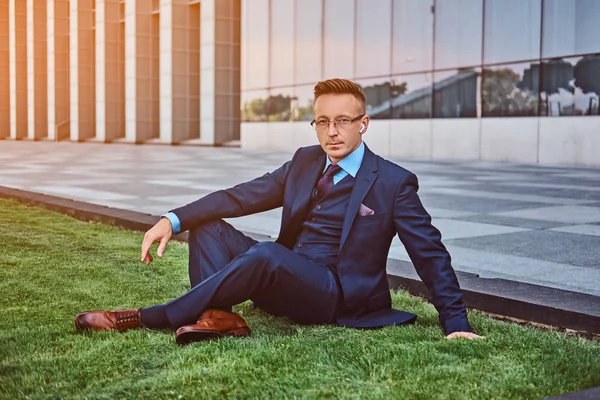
140, 217, 173, 265
446, 331, 484, 340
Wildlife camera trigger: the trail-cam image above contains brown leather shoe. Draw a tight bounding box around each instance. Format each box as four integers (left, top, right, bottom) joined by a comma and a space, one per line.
175, 309, 251, 345
74, 308, 142, 332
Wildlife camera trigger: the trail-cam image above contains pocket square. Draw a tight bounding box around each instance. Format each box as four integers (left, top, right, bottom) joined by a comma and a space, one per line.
358, 203, 375, 216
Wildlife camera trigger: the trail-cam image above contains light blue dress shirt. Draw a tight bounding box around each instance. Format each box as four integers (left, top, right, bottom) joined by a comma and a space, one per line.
163, 141, 366, 234
324, 141, 365, 184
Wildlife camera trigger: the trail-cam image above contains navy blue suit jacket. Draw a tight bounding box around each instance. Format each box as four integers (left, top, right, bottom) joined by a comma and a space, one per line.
172, 144, 473, 335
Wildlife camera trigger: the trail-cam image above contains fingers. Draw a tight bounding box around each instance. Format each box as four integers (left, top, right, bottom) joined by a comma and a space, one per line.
157, 236, 169, 258
140, 235, 153, 263
142, 253, 153, 265
446, 331, 485, 340
141, 219, 173, 263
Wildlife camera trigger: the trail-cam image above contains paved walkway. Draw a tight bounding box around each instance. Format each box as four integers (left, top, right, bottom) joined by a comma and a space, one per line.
1, 140, 599, 297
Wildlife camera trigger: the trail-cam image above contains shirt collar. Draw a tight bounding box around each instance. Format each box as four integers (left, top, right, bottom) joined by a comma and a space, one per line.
324, 141, 365, 177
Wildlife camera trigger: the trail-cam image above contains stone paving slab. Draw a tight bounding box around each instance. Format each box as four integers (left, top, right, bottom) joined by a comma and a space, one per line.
1, 140, 599, 299
460, 214, 572, 230
550, 224, 600, 237
446, 230, 600, 269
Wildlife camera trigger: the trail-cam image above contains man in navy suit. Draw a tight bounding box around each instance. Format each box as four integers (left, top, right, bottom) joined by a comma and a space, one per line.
75, 78, 482, 343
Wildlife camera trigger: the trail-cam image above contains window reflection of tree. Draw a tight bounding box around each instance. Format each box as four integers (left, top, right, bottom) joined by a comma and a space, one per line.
241, 57, 599, 122
242, 94, 296, 122
483, 67, 538, 117
265, 94, 293, 122
518, 56, 600, 117
573, 55, 600, 116
242, 97, 267, 122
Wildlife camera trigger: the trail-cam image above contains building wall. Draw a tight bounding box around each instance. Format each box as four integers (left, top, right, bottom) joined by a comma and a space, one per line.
1, 0, 598, 166
240, 0, 600, 166
1, 0, 239, 145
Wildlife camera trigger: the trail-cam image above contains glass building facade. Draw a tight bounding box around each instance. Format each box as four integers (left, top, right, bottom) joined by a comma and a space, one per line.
241, 0, 600, 165
242, 0, 600, 120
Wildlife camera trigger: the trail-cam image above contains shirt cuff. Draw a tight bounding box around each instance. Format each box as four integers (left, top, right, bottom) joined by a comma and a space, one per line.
162, 212, 181, 234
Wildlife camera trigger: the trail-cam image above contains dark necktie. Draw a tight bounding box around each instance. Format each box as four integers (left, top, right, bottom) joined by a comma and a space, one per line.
316, 164, 342, 198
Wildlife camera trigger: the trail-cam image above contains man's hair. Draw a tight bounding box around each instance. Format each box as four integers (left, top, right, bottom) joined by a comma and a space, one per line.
313, 78, 366, 112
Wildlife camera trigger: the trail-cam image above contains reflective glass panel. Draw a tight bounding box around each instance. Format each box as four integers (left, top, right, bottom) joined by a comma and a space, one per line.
433, 69, 481, 118
390, 72, 434, 119
295, 0, 323, 84
484, 0, 541, 64
356, 77, 393, 119
542, 0, 600, 58
356, 0, 391, 77
434, 0, 483, 69
241, 89, 269, 122
481, 62, 539, 117
270, 0, 295, 87
266, 87, 296, 122
295, 84, 316, 122
323, 0, 354, 78
540, 55, 600, 116
392, 0, 434, 74
241, 0, 269, 89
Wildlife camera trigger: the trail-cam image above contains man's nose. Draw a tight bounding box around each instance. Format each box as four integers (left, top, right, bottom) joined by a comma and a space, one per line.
327, 121, 338, 136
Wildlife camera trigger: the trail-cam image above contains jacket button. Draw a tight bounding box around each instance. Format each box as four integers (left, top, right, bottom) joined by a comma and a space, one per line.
316, 204, 322, 210
297, 243, 303, 248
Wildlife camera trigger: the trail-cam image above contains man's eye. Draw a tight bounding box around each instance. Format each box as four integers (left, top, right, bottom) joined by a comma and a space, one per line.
337, 119, 351, 124
316, 120, 329, 126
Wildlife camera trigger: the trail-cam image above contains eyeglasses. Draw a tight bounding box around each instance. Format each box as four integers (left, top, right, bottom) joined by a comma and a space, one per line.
310, 114, 365, 132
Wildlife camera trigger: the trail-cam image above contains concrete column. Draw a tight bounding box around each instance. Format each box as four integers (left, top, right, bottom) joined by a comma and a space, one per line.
96, 0, 124, 141
47, 0, 70, 141
0, 0, 9, 138
159, 0, 200, 143
125, 0, 158, 143
199, 0, 215, 144
27, 0, 47, 140
9, 0, 27, 139
70, 0, 96, 141
201, 0, 241, 145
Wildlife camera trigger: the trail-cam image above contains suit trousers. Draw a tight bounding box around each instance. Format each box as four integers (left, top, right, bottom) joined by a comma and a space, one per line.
162, 220, 342, 329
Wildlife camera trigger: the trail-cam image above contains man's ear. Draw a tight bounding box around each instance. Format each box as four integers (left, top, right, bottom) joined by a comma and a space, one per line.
360, 115, 370, 134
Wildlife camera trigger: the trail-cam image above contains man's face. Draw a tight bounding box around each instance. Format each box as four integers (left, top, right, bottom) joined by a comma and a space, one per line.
313, 94, 368, 164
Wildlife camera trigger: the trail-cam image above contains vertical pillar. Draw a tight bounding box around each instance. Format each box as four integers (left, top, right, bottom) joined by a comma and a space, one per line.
96, 0, 124, 141
47, 0, 70, 141
70, 0, 95, 141
159, 0, 200, 143
188, 1, 200, 141
125, 0, 158, 143
199, 0, 215, 144
200, 0, 240, 145
9, 0, 27, 139
27, 0, 47, 140
0, 0, 9, 138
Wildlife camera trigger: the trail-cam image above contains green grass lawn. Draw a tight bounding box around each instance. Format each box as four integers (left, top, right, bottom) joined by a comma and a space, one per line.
0, 198, 599, 399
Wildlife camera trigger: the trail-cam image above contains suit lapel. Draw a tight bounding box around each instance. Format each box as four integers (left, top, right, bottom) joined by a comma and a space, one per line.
339, 146, 378, 251
290, 155, 325, 219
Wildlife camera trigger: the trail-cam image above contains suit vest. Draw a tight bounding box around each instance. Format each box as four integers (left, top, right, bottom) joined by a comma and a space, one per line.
293, 175, 355, 269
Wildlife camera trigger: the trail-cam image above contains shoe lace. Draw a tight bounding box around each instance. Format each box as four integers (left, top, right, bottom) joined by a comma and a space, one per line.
116, 310, 139, 327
